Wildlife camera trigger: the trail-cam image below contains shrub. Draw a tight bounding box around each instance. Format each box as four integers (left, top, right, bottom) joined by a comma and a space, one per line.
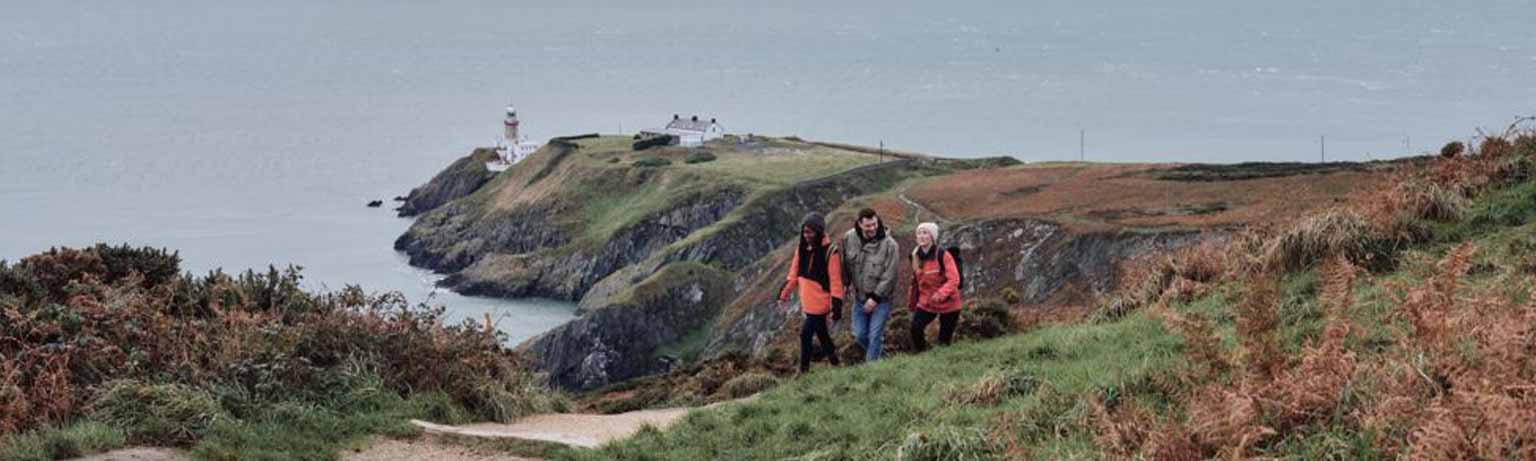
1094, 252, 1179, 321
1440, 141, 1464, 158
1, 244, 557, 448
719, 372, 779, 399
90, 381, 227, 446
92, 244, 181, 287
1000, 287, 1022, 304
465, 362, 569, 422
685, 152, 717, 164
1515, 133, 1536, 158
1261, 208, 1404, 272
1172, 240, 1229, 283
633, 157, 672, 168
1392, 179, 1469, 222
959, 299, 1014, 340
1480, 136, 1514, 158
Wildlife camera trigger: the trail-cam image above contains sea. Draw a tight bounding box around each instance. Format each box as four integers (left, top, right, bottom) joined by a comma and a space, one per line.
3, 1, 1532, 342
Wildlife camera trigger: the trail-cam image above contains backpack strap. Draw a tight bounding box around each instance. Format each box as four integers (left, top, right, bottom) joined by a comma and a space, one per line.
937, 247, 948, 282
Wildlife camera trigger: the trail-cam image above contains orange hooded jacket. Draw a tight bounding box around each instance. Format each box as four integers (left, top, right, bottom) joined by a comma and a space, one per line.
779, 234, 845, 315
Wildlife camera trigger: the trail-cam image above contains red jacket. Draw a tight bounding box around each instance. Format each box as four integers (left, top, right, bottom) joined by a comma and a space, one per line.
909, 248, 961, 314
780, 235, 845, 315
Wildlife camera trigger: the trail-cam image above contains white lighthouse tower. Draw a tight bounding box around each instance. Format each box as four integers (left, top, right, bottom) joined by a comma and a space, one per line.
503, 105, 521, 147
494, 104, 541, 168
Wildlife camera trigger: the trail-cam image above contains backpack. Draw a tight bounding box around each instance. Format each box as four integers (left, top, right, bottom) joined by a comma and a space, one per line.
937, 246, 965, 290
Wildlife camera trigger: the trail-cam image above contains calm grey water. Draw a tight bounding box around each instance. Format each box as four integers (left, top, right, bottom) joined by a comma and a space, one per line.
3, 1, 1533, 342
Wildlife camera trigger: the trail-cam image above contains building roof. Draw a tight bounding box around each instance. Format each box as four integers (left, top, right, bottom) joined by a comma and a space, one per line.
665, 117, 716, 133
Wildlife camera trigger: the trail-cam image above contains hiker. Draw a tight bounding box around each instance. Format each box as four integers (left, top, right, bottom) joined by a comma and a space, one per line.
779, 212, 845, 373
841, 208, 899, 362
908, 222, 961, 352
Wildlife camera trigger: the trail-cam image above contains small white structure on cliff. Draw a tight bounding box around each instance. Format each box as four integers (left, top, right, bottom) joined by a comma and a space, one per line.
494, 105, 542, 167
650, 114, 724, 147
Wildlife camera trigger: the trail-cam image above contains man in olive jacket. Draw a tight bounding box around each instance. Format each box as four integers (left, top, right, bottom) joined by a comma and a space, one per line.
841, 208, 900, 362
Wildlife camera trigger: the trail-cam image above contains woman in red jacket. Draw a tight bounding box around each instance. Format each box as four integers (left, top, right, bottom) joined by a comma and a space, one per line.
779, 212, 845, 373
908, 222, 960, 352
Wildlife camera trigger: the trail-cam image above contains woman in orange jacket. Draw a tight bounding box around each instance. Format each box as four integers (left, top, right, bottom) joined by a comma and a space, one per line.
908, 222, 961, 352
779, 212, 845, 373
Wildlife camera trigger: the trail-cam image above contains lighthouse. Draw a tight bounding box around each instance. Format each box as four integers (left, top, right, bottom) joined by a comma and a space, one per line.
503, 105, 520, 146
493, 104, 541, 167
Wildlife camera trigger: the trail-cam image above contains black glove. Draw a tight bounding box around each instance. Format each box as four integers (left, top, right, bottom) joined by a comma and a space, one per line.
831, 298, 844, 322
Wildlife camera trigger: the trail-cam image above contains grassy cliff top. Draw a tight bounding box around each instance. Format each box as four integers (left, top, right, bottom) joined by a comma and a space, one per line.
453, 135, 888, 245
564, 135, 882, 186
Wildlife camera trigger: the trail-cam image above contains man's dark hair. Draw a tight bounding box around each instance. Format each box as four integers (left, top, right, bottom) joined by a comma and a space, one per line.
857, 208, 878, 222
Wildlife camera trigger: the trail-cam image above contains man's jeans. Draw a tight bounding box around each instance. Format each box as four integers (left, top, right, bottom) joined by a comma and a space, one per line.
850, 294, 892, 362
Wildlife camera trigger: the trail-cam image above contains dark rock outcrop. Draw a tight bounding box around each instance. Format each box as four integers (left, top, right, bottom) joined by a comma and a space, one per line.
521, 262, 735, 391
395, 148, 501, 217
394, 202, 571, 274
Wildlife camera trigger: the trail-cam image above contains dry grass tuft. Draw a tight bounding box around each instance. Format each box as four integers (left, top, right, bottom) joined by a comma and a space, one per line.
945, 369, 1040, 407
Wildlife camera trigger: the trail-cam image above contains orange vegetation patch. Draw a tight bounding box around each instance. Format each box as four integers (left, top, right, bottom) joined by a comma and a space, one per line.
906, 163, 1394, 231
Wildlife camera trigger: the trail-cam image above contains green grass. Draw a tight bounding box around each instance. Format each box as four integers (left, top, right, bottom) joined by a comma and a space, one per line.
580, 178, 675, 242
188, 390, 459, 461
562, 313, 1183, 460
568, 135, 637, 152
571, 138, 880, 243
1432, 178, 1536, 243
687, 145, 879, 187
0, 376, 545, 461
654, 325, 714, 363
0, 421, 128, 461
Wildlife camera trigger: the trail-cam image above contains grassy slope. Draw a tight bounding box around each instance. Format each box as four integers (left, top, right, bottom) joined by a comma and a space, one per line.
566, 154, 1536, 459
567, 312, 1181, 460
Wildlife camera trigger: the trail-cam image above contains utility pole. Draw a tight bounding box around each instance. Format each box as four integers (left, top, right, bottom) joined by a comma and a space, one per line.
1404, 135, 1410, 154
1079, 129, 1085, 162
1320, 135, 1326, 162
879, 140, 884, 163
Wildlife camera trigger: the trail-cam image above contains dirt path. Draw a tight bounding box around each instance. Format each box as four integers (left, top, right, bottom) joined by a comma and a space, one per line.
411, 398, 744, 449
898, 190, 948, 224
342, 437, 539, 461
74, 392, 751, 460
70, 448, 186, 461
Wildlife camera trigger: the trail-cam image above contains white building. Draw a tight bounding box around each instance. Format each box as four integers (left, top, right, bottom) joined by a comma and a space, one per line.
661, 114, 724, 147
495, 105, 541, 167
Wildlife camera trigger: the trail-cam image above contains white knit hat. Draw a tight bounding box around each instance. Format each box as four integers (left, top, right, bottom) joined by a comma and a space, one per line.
915, 222, 940, 244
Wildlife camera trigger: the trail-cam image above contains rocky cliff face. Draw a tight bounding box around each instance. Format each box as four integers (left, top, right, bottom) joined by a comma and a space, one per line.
519, 263, 735, 391
947, 219, 1218, 305
397, 187, 747, 301
395, 148, 501, 217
